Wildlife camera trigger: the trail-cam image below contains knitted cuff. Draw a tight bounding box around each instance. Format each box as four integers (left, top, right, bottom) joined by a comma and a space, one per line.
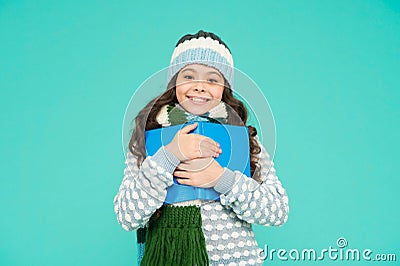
150, 146, 180, 174
214, 167, 237, 195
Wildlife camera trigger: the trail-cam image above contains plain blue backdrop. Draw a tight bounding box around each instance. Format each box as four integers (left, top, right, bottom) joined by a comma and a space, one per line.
1, 1, 399, 265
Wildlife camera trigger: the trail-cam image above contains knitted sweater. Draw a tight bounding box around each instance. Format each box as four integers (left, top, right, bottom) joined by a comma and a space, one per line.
113, 137, 289, 265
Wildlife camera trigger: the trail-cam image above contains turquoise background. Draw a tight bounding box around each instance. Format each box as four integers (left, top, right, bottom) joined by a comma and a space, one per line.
1, 0, 399, 265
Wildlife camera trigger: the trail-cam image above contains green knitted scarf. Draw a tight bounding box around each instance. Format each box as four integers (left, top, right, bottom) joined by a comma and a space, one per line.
138, 102, 229, 266
156, 102, 228, 126
140, 205, 208, 266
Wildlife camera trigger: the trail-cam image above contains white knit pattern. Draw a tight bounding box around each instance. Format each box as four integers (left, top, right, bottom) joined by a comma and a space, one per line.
155, 105, 171, 127
170, 36, 234, 67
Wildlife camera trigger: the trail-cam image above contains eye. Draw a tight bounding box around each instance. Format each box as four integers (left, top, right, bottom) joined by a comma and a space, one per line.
208, 78, 218, 83
184, 75, 194, 80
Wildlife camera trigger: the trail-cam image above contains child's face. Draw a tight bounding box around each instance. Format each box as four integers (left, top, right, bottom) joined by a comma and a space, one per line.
175, 64, 225, 115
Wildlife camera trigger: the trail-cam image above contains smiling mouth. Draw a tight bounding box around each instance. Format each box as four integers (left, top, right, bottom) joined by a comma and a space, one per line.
186, 96, 211, 104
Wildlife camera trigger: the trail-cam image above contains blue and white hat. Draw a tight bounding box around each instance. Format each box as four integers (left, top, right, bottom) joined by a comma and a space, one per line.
167, 30, 234, 90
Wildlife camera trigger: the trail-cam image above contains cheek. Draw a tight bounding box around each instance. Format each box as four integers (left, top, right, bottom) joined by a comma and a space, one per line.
211, 87, 224, 100
175, 86, 186, 102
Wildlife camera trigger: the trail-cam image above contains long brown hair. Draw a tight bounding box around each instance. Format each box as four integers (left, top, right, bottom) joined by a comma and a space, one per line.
128, 72, 262, 184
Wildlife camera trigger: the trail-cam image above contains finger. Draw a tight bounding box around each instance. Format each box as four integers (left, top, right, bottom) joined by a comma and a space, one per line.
200, 141, 221, 152
176, 178, 190, 185
174, 170, 189, 178
199, 142, 222, 157
179, 123, 198, 134
198, 136, 220, 149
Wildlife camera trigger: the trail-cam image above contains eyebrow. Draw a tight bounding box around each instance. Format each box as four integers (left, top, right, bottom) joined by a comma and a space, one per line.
181, 68, 223, 78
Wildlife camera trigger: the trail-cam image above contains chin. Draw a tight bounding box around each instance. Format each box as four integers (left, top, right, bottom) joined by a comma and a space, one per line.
180, 98, 220, 115
181, 104, 212, 115
185, 108, 210, 116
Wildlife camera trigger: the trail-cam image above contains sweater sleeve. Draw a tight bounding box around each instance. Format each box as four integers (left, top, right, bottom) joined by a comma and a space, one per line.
213, 137, 289, 226
113, 146, 180, 231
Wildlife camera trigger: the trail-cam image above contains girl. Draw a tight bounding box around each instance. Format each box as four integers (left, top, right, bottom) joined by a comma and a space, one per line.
114, 30, 289, 266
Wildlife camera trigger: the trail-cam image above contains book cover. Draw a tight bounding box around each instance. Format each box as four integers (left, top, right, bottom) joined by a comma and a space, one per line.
145, 122, 250, 203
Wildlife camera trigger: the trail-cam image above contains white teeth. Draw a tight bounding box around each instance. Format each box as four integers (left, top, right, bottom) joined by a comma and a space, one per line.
190, 97, 208, 103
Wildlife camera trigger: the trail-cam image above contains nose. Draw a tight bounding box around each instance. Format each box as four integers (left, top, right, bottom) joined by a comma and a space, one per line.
193, 80, 207, 92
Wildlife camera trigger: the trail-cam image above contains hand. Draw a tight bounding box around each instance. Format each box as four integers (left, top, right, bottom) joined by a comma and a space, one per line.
174, 158, 224, 188
165, 123, 222, 162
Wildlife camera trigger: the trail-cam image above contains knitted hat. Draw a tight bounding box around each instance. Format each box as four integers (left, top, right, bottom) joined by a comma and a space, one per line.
167, 30, 234, 90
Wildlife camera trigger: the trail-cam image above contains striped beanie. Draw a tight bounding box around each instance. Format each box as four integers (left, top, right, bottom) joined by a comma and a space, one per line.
167, 30, 234, 90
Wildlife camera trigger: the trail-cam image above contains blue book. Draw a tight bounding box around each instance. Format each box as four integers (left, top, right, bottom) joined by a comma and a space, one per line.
145, 122, 250, 204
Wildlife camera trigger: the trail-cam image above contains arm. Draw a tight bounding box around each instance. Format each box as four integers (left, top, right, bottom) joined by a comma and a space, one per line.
113, 146, 180, 231
114, 123, 220, 231
213, 137, 289, 226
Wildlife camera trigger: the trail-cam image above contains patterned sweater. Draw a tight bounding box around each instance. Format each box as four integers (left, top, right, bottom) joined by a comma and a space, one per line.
113, 138, 289, 265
